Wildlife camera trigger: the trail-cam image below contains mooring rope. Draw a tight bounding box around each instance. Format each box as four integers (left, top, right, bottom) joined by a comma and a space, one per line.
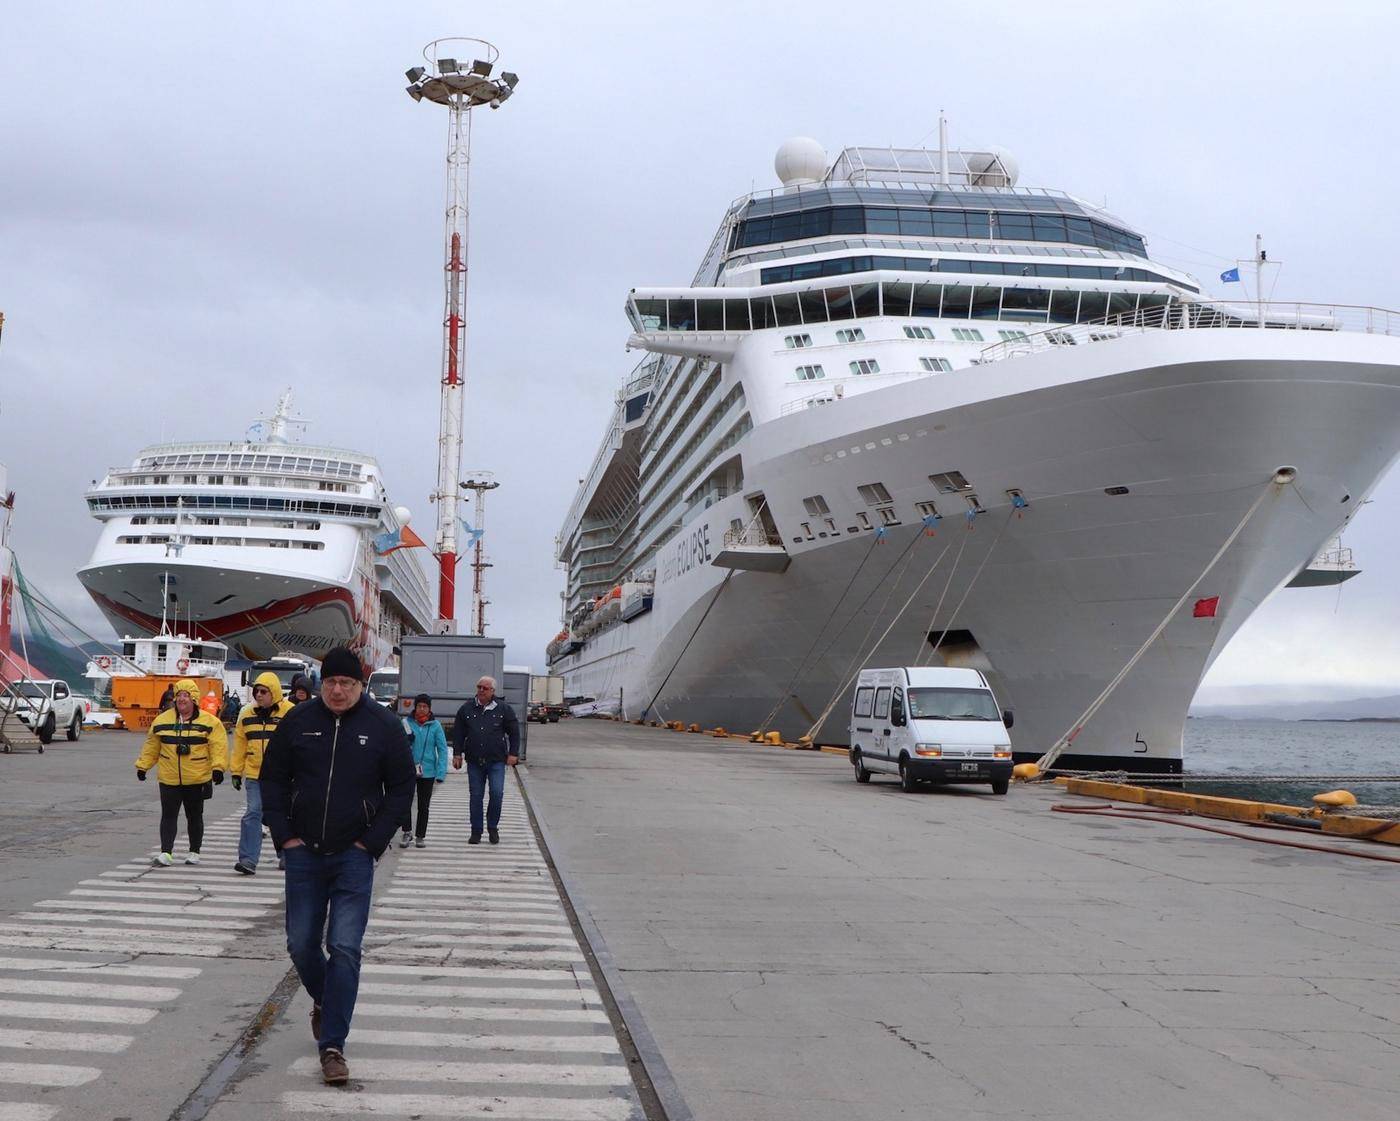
1035, 470, 1294, 775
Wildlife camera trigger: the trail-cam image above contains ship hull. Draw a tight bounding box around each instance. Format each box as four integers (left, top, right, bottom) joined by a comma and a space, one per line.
78, 561, 367, 663
555, 330, 1400, 769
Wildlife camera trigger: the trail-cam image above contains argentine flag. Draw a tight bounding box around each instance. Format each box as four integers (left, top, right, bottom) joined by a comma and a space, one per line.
1220, 267, 1240, 283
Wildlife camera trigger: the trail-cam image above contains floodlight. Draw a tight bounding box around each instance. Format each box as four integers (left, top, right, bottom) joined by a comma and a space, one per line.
493, 86, 513, 104
500, 71, 519, 89
489, 98, 501, 109
470, 59, 492, 76
437, 58, 458, 73
407, 84, 424, 101
405, 66, 426, 82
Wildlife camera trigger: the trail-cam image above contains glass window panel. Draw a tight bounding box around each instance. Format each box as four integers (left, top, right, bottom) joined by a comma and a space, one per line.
852, 283, 880, 318
1108, 292, 1139, 319
962, 211, 991, 238
1066, 217, 1096, 246
666, 299, 696, 331
750, 296, 778, 330
911, 282, 942, 318
969, 286, 1001, 319
697, 299, 724, 331
829, 207, 864, 234
791, 261, 823, 281
898, 209, 934, 236
772, 292, 803, 327
940, 284, 972, 318
865, 209, 901, 234
995, 213, 1033, 239
635, 299, 665, 330
931, 211, 967, 237
882, 282, 914, 317
1000, 288, 1051, 321
799, 290, 829, 324
799, 210, 830, 239
1049, 289, 1080, 323
1077, 292, 1109, 322
724, 300, 751, 331
824, 286, 856, 321
770, 213, 803, 242
1032, 215, 1067, 241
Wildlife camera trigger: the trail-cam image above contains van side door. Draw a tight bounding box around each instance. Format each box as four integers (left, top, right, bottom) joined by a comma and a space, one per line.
851, 685, 882, 770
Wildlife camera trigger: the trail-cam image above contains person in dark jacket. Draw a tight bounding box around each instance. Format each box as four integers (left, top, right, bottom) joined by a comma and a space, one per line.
260, 646, 414, 1086
288, 674, 314, 705
451, 675, 520, 844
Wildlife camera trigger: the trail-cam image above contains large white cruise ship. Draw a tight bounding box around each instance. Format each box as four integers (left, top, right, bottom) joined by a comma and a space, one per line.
549, 137, 1400, 773
79, 394, 435, 665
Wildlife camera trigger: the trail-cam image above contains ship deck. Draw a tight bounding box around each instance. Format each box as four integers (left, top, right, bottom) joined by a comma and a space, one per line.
520, 719, 1400, 1121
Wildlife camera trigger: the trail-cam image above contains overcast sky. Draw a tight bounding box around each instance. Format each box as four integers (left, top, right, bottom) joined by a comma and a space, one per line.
3, 1, 1399, 701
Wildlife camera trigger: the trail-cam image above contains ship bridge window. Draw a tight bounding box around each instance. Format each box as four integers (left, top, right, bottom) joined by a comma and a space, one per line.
732, 205, 1145, 256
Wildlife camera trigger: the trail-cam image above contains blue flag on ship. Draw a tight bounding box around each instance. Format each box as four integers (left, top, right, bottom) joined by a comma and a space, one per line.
1220, 267, 1240, 283
459, 518, 484, 547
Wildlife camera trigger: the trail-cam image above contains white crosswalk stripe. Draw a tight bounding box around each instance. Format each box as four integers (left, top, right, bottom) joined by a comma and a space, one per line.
0, 807, 258, 1120
277, 770, 644, 1118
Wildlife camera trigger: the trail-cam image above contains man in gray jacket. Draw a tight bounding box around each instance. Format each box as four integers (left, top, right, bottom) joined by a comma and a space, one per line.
451, 675, 520, 844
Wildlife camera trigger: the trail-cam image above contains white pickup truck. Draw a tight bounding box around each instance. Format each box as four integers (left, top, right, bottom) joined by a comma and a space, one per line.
0, 679, 87, 743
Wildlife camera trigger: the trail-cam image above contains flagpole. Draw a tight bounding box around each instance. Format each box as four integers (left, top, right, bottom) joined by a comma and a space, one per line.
1255, 233, 1264, 328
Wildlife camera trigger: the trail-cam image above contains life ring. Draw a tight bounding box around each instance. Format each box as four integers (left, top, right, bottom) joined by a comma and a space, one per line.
176, 658, 190, 673
96, 655, 112, 670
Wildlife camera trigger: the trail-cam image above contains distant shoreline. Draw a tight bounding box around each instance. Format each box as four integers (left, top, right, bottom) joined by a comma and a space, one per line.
1300, 716, 1400, 723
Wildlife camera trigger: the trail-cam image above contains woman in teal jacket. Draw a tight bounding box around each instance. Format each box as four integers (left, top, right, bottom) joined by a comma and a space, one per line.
399, 693, 450, 848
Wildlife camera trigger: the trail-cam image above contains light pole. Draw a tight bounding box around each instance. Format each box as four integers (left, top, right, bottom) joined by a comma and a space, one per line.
460, 475, 500, 636
405, 39, 518, 628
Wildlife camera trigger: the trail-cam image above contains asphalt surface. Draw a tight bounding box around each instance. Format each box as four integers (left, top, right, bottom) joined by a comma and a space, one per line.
4, 721, 1400, 1120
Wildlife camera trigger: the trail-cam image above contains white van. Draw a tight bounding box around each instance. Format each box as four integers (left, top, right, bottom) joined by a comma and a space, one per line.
848, 667, 1014, 794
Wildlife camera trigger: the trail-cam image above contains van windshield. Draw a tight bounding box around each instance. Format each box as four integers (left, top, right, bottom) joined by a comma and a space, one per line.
908, 687, 1000, 721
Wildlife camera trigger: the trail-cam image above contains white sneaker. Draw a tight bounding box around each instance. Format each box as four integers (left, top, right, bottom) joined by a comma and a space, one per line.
153, 852, 174, 867
399, 831, 412, 848
185, 853, 201, 866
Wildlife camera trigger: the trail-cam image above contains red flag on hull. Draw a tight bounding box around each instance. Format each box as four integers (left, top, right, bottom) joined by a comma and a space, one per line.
1192, 596, 1220, 618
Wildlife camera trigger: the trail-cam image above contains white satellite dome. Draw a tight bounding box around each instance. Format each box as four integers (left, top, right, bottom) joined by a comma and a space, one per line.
774, 137, 828, 187
393, 505, 412, 525
967, 146, 1020, 187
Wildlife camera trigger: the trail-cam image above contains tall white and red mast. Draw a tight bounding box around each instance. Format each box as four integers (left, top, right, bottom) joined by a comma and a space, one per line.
405, 39, 518, 628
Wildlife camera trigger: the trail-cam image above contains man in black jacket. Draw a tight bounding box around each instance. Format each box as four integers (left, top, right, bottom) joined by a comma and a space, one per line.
260, 646, 414, 1086
451, 674, 520, 844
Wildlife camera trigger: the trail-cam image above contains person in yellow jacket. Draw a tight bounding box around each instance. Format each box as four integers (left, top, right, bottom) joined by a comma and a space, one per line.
231, 672, 294, 875
135, 678, 228, 867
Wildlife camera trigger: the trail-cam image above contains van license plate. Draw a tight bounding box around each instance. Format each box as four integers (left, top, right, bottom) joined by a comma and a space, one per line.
960, 762, 978, 772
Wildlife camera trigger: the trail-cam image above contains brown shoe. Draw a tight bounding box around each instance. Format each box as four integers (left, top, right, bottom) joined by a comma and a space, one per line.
310, 1003, 322, 1042
320, 1047, 348, 1085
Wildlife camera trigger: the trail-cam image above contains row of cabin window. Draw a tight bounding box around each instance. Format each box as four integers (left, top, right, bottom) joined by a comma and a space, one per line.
88, 494, 380, 518
795, 356, 954, 380
139, 453, 364, 479
760, 254, 1193, 292
786, 326, 1025, 349
729, 206, 1147, 257
129, 515, 322, 530
116, 535, 325, 550
633, 286, 1176, 333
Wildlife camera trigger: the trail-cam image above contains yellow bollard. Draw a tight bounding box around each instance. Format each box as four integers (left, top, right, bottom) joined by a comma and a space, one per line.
1012, 763, 1040, 781
1313, 789, 1358, 808
687, 723, 701, 733
749, 731, 764, 742
764, 731, 783, 745
710, 727, 727, 737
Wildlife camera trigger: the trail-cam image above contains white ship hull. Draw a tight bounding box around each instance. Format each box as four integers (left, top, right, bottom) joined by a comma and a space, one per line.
555, 329, 1400, 771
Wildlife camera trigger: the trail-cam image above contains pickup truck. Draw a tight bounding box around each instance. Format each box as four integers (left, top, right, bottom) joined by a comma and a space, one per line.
0, 679, 88, 743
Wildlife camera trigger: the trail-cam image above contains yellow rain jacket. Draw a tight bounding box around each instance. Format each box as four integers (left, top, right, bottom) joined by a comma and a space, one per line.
232, 672, 295, 781
136, 679, 229, 786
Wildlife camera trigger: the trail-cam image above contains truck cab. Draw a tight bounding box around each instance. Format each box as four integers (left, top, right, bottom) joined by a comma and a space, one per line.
848, 667, 1013, 795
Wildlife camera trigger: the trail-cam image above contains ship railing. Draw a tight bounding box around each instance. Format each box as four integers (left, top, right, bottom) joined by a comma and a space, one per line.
723, 526, 783, 549
977, 300, 1400, 363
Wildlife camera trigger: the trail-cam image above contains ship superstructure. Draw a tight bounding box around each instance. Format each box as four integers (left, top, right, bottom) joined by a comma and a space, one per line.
551, 136, 1400, 771
79, 394, 434, 664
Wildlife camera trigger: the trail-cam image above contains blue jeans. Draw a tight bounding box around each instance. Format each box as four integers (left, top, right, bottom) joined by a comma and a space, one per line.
283, 845, 374, 1052
467, 760, 506, 835
238, 778, 263, 868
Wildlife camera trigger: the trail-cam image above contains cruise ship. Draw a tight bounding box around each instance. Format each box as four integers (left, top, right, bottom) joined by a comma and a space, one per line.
550, 137, 1400, 772
79, 394, 435, 665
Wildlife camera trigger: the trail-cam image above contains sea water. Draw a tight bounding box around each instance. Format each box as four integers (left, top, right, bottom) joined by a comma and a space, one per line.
1183, 716, 1400, 806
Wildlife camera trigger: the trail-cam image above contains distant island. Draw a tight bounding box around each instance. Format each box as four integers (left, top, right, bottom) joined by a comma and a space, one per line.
1301, 716, 1400, 723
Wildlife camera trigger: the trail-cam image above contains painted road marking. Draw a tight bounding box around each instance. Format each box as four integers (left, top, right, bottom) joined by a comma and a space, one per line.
348, 1028, 622, 1053
0, 1001, 159, 1025
0, 1028, 133, 1053
287, 1056, 630, 1084
358, 982, 601, 1004
0, 1062, 103, 1087
355, 1002, 610, 1024
0, 958, 201, 979
279, 1092, 636, 1118
0, 1102, 60, 1120
0, 978, 181, 1002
